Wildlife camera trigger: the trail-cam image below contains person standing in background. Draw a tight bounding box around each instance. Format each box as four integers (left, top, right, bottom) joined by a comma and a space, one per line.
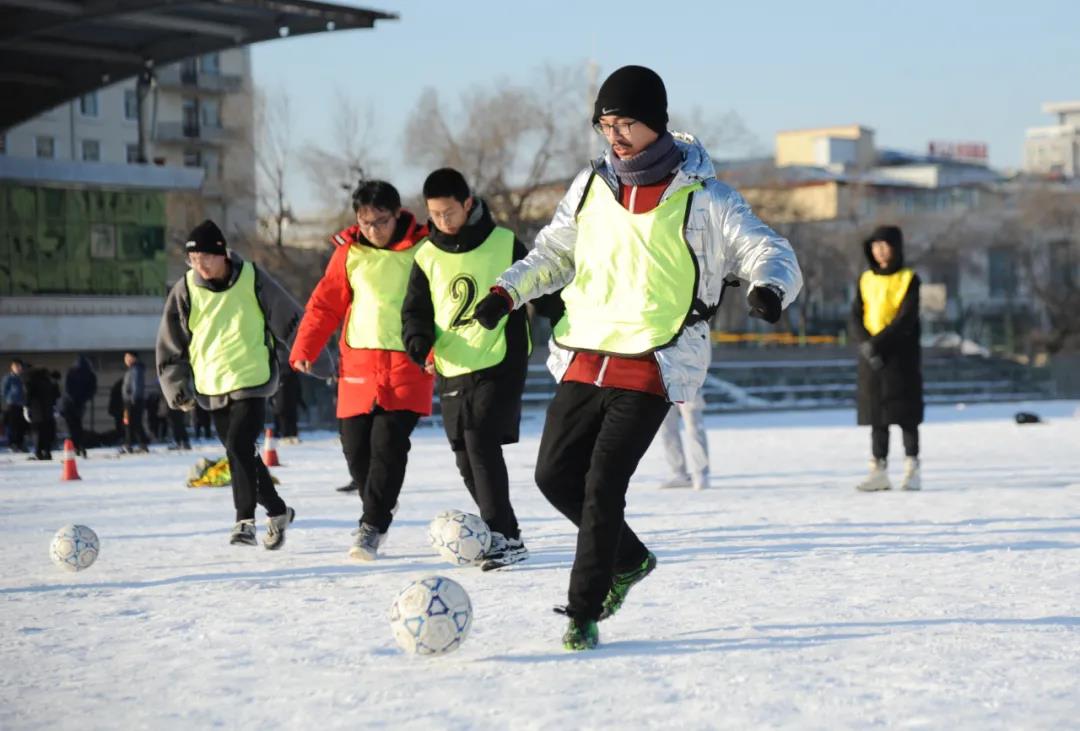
121, 351, 150, 454
2, 359, 28, 453
61, 355, 97, 458
851, 225, 923, 492
657, 392, 709, 490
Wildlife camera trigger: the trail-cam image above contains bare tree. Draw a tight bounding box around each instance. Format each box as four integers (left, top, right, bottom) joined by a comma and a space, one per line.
255, 88, 294, 247
670, 107, 765, 161
1015, 185, 1080, 354
300, 92, 382, 221
404, 64, 591, 238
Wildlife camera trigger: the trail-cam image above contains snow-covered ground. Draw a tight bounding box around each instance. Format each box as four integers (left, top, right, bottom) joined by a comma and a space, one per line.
2, 401, 1079, 730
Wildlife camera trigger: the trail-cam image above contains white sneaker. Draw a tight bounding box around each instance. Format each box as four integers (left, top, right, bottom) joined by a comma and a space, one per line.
692, 473, 709, 491
659, 474, 693, 489
900, 457, 921, 491
856, 459, 891, 492
263, 507, 295, 550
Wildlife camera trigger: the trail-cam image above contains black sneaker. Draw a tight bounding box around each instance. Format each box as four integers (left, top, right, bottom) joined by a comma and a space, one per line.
599, 551, 657, 620
480, 532, 529, 571
230, 519, 256, 546
263, 507, 295, 550
335, 482, 359, 493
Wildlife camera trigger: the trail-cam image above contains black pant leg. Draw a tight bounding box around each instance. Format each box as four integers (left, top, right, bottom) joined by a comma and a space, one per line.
534, 382, 605, 524
126, 402, 148, 448
453, 447, 479, 504
361, 410, 420, 532
340, 413, 375, 503
901, 423, 919, 458
535, 382, 652, 571
64, 403, 85, 451
215, 399, 286, 522
284, 407, 298, 438
871, 425, 890, 460
169, 409, 190, 446
462, 426, 517, 538
6, 406, 27, 449
33, 419, 52, 457
564, 387, 669, 620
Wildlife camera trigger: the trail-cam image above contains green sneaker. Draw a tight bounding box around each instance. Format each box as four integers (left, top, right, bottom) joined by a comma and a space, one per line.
600, 551, 657, 620
562, 618, 599, 651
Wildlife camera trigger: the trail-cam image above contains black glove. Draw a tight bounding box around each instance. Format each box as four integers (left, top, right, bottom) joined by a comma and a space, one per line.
859, 341, 884, 370
405, 337, 431, 368
747, 286, 783, 324
473, 291, 512, 330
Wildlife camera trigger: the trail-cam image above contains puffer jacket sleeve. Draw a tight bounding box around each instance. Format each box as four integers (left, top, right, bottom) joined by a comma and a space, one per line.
290, 245, 351, 368
401, 262, 435, 351
254, 265, 334, 379
494, 167, 591, 307
156, 279, 193, 409
707, 181, 803, 308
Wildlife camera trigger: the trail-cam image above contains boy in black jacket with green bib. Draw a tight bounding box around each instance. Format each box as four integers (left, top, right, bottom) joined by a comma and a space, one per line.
401, 168, 530, 570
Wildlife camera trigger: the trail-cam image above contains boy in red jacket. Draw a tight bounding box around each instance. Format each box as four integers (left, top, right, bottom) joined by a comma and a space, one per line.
290, 180, 434, 560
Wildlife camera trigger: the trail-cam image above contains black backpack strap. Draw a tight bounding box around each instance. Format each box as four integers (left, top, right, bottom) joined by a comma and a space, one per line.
686, 277, 740, 326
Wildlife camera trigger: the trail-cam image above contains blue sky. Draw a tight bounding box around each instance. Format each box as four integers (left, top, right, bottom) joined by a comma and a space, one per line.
251, 0, 1079, 215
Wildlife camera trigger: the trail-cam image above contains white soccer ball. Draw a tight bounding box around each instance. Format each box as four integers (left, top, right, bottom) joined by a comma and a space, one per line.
432, 512, 491, 566
49, 524, 99, 572
389, 576, 473, 656
427, 509, 465, 548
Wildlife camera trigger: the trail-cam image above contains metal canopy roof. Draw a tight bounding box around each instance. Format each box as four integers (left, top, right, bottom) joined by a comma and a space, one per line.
0, 0, 396, 129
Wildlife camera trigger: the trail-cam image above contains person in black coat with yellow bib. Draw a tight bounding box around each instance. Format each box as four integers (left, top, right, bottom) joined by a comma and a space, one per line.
851, 225, 923, 492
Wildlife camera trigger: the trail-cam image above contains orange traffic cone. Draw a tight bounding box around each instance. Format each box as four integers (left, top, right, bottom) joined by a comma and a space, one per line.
60, 439, 82, 481
261, 428, 281, 467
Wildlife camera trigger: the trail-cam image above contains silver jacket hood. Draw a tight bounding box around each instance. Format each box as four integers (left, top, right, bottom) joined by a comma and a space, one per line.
496, 132, 803, 403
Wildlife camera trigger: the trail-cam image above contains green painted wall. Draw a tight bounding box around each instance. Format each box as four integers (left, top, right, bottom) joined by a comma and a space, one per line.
0, 184, 167, 296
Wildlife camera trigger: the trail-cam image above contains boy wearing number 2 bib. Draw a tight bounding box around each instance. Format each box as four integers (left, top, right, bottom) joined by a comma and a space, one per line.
401, 168, 531, 571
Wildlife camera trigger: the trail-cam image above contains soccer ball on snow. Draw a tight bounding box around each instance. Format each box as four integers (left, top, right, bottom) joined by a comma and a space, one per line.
426, 509, 464, 548
430, 511, 491, 566
389, 575, 473, 656
49, 524, 99, 572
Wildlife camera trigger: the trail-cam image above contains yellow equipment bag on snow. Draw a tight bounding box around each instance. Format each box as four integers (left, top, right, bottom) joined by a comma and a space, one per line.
186, 456, 280, 488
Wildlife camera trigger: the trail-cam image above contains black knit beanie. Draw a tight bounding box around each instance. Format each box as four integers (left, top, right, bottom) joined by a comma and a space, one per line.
185, 219, 227, 256
592, 65, 668, 134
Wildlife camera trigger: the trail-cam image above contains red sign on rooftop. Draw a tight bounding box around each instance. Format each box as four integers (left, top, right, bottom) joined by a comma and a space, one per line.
928, 141, 989, 163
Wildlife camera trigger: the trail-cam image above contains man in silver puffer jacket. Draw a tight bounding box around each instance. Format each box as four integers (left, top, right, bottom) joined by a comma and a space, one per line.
470, 65, 803, 650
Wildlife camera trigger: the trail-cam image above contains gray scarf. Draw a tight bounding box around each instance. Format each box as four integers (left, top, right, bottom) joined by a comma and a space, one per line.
609, 131, 681, 186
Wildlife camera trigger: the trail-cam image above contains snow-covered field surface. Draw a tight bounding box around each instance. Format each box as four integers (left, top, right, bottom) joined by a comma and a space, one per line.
2, 401, 1079, 730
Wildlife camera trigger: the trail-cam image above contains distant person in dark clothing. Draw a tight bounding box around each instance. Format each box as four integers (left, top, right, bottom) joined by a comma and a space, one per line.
121, 351, 150, 453
167, 406, 192, 450
25, 367, 61, 460
851, 224, 923, 492
108, 377, 125, 435
146, 390, 164, 441
193, 404, 212, 440
2, 358, 28, 452
271, 369, 304, 442
62, 355, 97, 458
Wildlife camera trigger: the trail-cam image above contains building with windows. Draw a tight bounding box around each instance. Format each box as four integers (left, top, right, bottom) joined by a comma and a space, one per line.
1024, 101, 1080, 179
2, 48, 256, 241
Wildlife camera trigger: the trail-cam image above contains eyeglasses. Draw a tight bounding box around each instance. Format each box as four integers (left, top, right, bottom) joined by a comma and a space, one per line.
357, 212, 395, 230
592, 120, 639, 138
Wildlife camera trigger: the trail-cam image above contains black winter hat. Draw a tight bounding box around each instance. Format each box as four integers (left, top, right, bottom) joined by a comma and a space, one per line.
185, 219, 227, 256
592, 65, 668, 134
